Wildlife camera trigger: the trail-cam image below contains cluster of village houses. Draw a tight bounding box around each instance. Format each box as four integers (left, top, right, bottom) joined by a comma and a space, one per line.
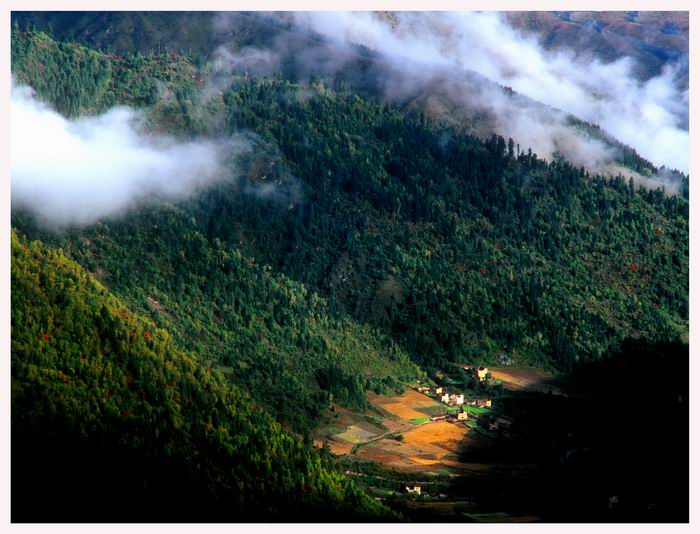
403, 367, 517, 498
401, 366, 522, 497
416, 366, 514, 432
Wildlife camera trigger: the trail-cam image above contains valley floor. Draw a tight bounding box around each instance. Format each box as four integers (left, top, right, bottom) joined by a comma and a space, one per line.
312, 367, 564, 522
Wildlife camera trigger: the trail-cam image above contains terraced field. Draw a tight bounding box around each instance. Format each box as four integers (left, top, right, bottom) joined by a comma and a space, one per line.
356, 421, 469, 474
314, 387, 478, 475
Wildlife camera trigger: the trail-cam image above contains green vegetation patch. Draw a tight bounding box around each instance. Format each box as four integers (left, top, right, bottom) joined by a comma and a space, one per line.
10, 230, 392, 521
336, 425, 378, 444
464, 406, 490, 415
409, 417, 431, 424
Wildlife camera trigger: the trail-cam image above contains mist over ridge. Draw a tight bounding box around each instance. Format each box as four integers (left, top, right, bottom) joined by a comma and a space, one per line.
11, 79, 236, 227
9, 12, 689, 523
285, 12, 688, 174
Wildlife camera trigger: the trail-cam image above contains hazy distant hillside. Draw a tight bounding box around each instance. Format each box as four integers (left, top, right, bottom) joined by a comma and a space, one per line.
11, 10, 686, 179
506, 11, 688, 86
11, 11, 309, 58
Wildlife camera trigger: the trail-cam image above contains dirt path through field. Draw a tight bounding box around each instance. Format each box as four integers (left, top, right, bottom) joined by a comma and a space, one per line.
314, 387, 476, 474
355, 420, 470, 473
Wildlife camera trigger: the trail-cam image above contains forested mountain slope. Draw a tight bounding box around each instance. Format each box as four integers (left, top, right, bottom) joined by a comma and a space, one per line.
10, 24, 689, 523
11, 13, 675, 179
12, 28, 688, 378
12, 11, 255, 58
505, 11, 688, 85
11, 230, 394, 521
12, 28, 421, 432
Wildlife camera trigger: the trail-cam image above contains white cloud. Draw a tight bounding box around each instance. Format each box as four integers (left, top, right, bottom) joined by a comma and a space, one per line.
292, 12, 688, 174
11, 81, 232, 227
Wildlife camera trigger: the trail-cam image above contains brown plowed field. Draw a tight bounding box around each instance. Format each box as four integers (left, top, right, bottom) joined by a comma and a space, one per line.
356, 421, 471, 473
315, 388, 480, 474
489, 367, 564, 394
368, 389, 442, 420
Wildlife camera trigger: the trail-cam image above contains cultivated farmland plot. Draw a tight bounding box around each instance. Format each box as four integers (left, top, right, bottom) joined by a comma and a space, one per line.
314, 388, 481, 475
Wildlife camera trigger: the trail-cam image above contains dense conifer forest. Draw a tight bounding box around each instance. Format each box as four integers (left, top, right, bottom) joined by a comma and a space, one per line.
10, 20, 689, 522
11, 230, 396, 521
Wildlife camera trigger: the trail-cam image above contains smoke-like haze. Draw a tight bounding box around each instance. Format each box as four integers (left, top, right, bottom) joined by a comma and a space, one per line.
289, 12, 688, 175
11, 81, 233, 227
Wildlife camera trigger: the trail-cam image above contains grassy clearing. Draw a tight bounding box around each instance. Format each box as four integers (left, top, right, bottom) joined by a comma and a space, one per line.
409, 417, 431, 424
336, 425, 378, 444
463, 406, 490, 415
